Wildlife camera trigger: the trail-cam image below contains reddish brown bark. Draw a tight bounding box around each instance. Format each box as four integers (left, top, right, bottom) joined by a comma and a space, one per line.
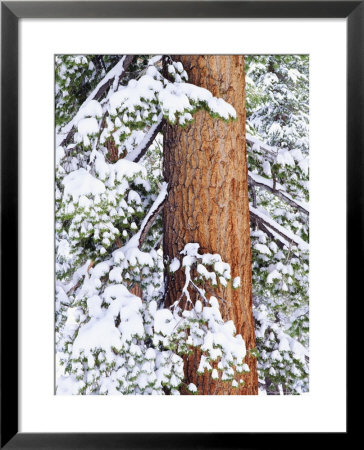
163, 55, 258, 395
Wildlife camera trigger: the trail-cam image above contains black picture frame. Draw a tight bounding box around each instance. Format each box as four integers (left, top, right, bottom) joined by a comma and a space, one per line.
1, 1, 356, 448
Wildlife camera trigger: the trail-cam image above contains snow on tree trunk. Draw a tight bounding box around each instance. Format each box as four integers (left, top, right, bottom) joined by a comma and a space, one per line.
163, 55, 258, 395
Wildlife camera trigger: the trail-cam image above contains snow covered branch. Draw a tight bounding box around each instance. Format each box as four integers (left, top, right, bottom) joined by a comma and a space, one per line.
138, 191, 166, 247
249, 206, 309, 252
255, 221, 286, 251
246, 133, 278, 159
254, 309, 309, 359
125, 114, 164, 163
56, 55, 134, 147
125, 183, 168, 250
249, 171, 309, 216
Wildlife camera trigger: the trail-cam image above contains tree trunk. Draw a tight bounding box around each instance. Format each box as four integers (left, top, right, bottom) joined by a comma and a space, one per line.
163, 55, 258, 395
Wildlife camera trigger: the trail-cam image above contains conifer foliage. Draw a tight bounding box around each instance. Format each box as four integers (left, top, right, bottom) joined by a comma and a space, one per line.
55, 54, 309, 395
246, 55, 309, 394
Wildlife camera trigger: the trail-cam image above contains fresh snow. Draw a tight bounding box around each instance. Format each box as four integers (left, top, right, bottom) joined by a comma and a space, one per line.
56, 54, 309, 397
250, 205, 309, 252
56, 56, 128, 146
62, 168, 105, 201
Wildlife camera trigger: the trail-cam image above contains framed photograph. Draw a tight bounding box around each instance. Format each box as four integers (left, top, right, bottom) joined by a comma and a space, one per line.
1, 0, 356, 447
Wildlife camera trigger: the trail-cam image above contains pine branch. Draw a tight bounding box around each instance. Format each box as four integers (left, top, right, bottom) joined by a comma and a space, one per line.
138, 197, 165, 248
249, 171, 309, 216
254, 220, 286, 250
125, 114, 164, 163
249, 205, 309, 252
57, 55, 135, 148
246, 133, 278, 159
123, 183, 168, 250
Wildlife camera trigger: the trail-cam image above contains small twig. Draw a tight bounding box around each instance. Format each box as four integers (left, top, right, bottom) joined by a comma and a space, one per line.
190, 281, 209, 306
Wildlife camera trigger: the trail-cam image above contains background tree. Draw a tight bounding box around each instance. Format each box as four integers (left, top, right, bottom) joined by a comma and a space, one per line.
246, 55, 309, 394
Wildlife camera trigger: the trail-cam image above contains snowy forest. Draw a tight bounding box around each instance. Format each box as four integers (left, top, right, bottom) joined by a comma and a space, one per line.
55, 55, 309, 395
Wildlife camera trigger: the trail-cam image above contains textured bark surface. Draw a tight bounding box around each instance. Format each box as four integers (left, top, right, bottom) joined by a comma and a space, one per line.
163, 55, 258, 395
